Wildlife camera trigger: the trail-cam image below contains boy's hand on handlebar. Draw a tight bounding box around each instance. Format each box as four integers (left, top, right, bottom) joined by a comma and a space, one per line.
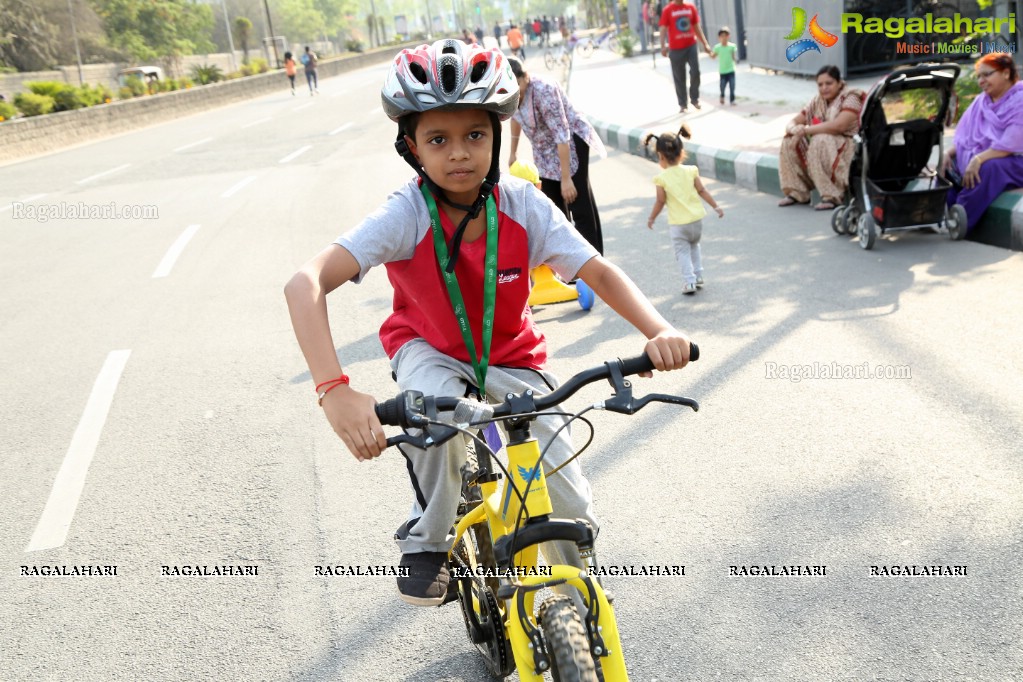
321, 386, 387, 461
642, 331, 693, 375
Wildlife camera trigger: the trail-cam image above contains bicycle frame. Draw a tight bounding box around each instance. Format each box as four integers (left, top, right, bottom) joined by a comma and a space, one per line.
450, 432, 629, 680
376, 350, 700, 680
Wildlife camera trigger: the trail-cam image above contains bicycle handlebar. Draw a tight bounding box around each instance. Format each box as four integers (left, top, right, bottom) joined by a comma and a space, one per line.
374, 343, 699, 449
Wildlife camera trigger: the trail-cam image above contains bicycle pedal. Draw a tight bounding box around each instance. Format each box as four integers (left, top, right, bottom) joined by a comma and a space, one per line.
440, 584, 460, 607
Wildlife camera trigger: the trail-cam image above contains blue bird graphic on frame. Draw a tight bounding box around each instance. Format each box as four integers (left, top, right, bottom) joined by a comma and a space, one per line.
518, 464, 540, 484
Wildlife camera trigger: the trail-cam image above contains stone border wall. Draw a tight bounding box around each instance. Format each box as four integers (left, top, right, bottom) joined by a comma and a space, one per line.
0, 45, 407, 165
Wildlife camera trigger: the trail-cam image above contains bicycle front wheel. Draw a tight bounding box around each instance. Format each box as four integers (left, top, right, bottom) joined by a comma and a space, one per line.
539, 595, 599, 682
607, 35, 620, 54
544, 49, 557, 70
578, 39, 594, 58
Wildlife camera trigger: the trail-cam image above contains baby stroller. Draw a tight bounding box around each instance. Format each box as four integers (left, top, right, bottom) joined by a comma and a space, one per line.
831, 63, 967, 250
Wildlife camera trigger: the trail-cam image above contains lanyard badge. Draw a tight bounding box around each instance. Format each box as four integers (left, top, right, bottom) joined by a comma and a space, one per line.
420, 184, 499, 395
421, 185, 505, 457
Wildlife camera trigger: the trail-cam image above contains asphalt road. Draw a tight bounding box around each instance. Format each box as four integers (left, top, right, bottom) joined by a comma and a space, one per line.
1, 60, 1021, 681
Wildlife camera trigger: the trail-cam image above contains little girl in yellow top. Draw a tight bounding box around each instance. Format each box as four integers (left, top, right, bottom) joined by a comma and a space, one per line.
645, 125, 723, 295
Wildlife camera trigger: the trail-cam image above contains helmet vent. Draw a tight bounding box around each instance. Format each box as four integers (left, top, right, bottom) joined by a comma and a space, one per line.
441, 41, 458, 54
440, 61, 459, 95
409, 62, 428, 84
470, 60, 488, 83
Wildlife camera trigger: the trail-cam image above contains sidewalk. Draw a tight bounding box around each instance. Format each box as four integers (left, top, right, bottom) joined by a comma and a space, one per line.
564, 48, 1021, 252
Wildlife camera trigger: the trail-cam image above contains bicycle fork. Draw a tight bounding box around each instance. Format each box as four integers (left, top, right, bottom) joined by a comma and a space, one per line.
498, 438, 629, 679
505, 565, 628, 681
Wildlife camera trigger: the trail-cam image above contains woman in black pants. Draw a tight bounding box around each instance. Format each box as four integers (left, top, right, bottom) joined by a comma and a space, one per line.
507, 57, 606, 254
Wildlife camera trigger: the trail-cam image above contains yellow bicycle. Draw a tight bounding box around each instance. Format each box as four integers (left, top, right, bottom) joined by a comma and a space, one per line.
375, 348, 699, 680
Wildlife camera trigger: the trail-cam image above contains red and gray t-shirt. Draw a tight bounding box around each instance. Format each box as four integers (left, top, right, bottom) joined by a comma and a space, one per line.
336, 176, 598, 370
660, 2, 701, 51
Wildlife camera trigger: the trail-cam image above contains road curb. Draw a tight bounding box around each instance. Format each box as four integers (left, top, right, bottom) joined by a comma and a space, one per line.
588, 115, 1022, 252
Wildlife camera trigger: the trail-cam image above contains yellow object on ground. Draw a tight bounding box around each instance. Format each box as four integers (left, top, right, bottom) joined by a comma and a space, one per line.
527, 265, 579, 305
509, 160, 540, 185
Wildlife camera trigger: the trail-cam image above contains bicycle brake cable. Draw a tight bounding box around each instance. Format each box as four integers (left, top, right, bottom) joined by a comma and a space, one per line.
417, 417, 530, 513
508, 408, 596, 560
543, 407, 596, 478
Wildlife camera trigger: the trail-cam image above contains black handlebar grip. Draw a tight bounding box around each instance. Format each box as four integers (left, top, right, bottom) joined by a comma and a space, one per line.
619, 354, 656, 376
619, 342, 699, 376
375, 397, 404, 427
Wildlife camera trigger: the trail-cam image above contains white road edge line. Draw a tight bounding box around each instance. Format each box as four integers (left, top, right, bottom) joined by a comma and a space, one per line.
25, 349, 132, 553
242, 116, 272, 129
75, 163, 131, 185
292, 102, 314, 112
152, 224, 200, 278
328, 122, 353, 136
174, 136, 214, 153
279, 145, 312, 164
0, 193, 47, 213
328, 89, 349, 98
221, 175, 257, 199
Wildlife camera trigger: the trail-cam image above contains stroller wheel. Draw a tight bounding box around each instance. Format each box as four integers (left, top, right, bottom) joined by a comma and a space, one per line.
858, 214, 877, 250
946, 204, 967, 241
842, 207, 860, 235
830, 206, 846, 235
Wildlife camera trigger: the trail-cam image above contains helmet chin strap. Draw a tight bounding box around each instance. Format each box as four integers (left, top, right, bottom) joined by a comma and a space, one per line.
394, 113, 502, 273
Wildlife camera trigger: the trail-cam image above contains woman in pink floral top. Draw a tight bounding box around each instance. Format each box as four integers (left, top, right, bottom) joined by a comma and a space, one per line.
507, 57, 607, 254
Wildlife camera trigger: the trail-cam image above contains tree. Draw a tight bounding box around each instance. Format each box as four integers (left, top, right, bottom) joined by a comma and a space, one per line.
90, 0, 215, 64
234, 16, 253, 63
274, 0, 326, 44
0, 0, 62, 71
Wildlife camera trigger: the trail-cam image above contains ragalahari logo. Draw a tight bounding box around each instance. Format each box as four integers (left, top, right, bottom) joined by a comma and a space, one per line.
785, 7, 839, 61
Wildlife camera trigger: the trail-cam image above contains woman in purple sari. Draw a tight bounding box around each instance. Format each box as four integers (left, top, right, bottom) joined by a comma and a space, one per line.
944, 53, 1023, 232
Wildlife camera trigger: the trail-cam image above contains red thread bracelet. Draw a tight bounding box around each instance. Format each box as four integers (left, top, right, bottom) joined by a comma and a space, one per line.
316, 373, 350, 406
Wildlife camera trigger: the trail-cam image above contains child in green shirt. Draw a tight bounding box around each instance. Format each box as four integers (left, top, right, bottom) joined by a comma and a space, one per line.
711, 27, 738, 105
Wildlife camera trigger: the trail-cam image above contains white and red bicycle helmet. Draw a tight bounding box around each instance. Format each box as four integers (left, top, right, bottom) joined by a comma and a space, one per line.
382, 39, 518, 121
382, 39, 519, 272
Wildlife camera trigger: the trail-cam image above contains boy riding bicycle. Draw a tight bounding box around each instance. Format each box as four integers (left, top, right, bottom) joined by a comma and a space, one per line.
284, 39, 694, 607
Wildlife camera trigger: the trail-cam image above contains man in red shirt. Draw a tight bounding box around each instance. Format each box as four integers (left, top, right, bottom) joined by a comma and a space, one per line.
659, 0, 713, 113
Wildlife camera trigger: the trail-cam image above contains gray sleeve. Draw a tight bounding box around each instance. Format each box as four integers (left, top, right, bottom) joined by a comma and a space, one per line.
334, 181, 427, 283
504, 178, 598, 280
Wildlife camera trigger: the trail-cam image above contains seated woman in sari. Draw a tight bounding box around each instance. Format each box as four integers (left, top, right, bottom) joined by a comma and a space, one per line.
944, 53, 1023, 233
778, 65, 865, 211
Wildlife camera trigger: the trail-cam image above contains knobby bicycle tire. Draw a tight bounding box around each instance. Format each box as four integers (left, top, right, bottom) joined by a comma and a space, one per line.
539, 595, 599, 682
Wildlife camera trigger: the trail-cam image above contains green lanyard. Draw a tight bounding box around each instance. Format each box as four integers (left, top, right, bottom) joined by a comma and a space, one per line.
420, 184, 499, 394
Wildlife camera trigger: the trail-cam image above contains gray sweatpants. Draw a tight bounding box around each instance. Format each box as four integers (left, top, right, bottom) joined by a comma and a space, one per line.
389, 338, 598, 571
668, 44, 702, 109
670, 220, 703, 286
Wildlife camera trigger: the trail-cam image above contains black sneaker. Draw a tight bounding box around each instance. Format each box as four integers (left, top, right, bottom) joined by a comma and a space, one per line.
397, 552, 450, 606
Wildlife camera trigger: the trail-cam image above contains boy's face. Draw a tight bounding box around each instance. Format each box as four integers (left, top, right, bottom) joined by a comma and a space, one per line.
406, 108, 493, 204
718, 32, 729, 44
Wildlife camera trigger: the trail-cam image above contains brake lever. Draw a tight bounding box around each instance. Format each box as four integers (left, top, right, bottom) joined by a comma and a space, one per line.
382, 394, 463, 450
634, 393, 699, 412
602, 392, 699, 415
385, 433, 429, 449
